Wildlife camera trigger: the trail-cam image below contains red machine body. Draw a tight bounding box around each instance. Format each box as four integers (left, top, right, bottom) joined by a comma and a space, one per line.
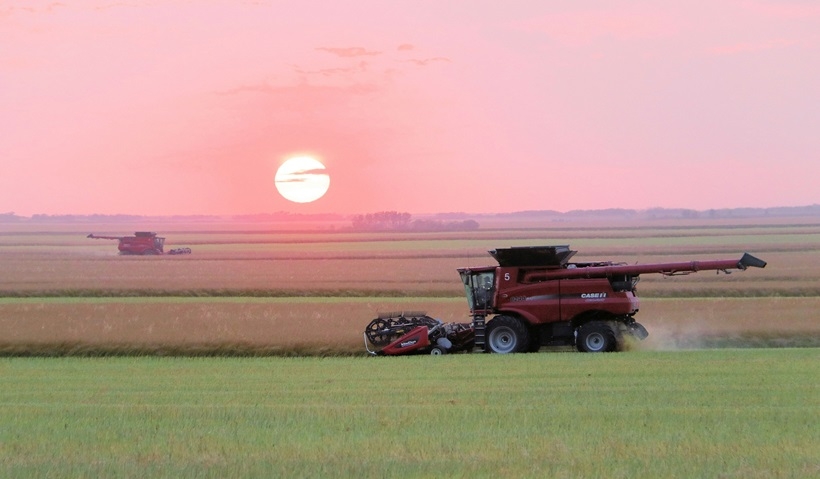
87, 232, 165, 255
377, 326, 431, 355
458, 245, 766, 353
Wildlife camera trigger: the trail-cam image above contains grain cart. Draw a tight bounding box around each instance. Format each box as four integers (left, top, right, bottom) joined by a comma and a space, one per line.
461, 245, 766, 353
365, 245, 766, 355
87, 232, 191, 255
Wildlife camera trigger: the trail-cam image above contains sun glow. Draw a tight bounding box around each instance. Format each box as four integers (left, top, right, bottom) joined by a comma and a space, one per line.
274, 156, 330, 203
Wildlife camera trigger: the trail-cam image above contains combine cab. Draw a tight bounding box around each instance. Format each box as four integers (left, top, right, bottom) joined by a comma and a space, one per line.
87, 232, 190, 255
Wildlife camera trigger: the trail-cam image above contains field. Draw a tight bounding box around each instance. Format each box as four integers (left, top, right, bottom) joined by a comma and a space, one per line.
1, 350, 818, 477
1, 217, 819, 353
1, 217, 819, 476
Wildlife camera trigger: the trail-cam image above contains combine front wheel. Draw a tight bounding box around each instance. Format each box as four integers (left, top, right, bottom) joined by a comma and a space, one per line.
486, 316, 529, 354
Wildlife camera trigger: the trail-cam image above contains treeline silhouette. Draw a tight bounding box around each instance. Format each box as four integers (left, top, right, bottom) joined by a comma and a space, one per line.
350, 211, 479, 232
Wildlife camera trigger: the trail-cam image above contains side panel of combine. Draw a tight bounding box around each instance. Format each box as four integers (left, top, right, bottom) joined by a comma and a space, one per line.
494, 266, 561, 325
559, 278, 638, 321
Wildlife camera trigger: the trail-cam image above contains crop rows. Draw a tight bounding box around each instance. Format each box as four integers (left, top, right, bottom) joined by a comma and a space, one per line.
1, 217, 818, 354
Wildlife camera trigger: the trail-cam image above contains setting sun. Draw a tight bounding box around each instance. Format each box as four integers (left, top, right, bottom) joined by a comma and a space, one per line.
274, 156, 330, 203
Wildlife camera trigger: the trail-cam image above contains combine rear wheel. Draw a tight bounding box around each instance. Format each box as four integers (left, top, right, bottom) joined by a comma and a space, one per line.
576, 322, 617, 353
486, 316, 529, 354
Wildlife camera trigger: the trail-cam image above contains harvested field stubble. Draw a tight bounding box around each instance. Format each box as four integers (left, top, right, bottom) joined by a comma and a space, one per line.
1, 220, 818, 295
1, 218, 819, 354
1, 249, 817, 297
0, 254, 476, 295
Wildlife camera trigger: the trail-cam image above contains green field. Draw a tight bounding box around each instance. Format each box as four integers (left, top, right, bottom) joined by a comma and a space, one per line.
1, 350, 817, 477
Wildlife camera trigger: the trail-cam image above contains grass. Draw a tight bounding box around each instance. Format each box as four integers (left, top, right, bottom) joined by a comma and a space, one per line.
0, 350, 817, 477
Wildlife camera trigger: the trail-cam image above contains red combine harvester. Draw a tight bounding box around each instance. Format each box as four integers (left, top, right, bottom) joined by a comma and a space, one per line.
87, 232, 191, 255
364, 245, 766, 355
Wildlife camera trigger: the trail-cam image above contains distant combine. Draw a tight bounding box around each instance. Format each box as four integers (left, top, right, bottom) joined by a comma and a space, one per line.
87, 232, 191, 255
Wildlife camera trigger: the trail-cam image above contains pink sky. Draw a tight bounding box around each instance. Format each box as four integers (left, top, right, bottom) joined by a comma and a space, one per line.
1, 0, 818, 216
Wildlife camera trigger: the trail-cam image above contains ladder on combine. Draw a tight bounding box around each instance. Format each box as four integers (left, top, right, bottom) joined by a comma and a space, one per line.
472, 315, 486, 351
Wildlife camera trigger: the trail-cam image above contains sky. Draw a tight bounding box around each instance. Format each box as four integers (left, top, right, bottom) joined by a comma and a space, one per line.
1, 0, 818, 216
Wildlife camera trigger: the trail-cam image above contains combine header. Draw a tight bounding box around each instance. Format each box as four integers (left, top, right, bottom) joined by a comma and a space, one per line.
364, 312, 474, 356
364, 245, 766, 355
87, 232, 191, 255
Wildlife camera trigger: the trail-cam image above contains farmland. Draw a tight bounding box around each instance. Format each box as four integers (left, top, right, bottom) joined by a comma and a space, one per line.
1, 216, 819, 353
0, 350, 818, 477
1, 216, 819, 476
2, 219, 820, 298
1, 297, 819, 356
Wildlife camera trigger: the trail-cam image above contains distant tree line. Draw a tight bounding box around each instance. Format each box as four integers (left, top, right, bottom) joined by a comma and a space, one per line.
409, 218, 480, 231
350, 211, 479, 232
351, 211, 411, 230
0, 212, 23, 222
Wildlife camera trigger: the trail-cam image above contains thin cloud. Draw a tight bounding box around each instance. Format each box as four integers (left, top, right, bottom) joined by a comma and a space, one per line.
276, 169, 329, 184
316, 47, 381, 57
3, 2, 66, 14
397, 44, 415, 51
94, 2, 146, 11
405, 57, 451, 66
295, 168, 329, 175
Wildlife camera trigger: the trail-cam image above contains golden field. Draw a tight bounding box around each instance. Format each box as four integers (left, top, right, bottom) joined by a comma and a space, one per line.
1, 297, 818, 355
